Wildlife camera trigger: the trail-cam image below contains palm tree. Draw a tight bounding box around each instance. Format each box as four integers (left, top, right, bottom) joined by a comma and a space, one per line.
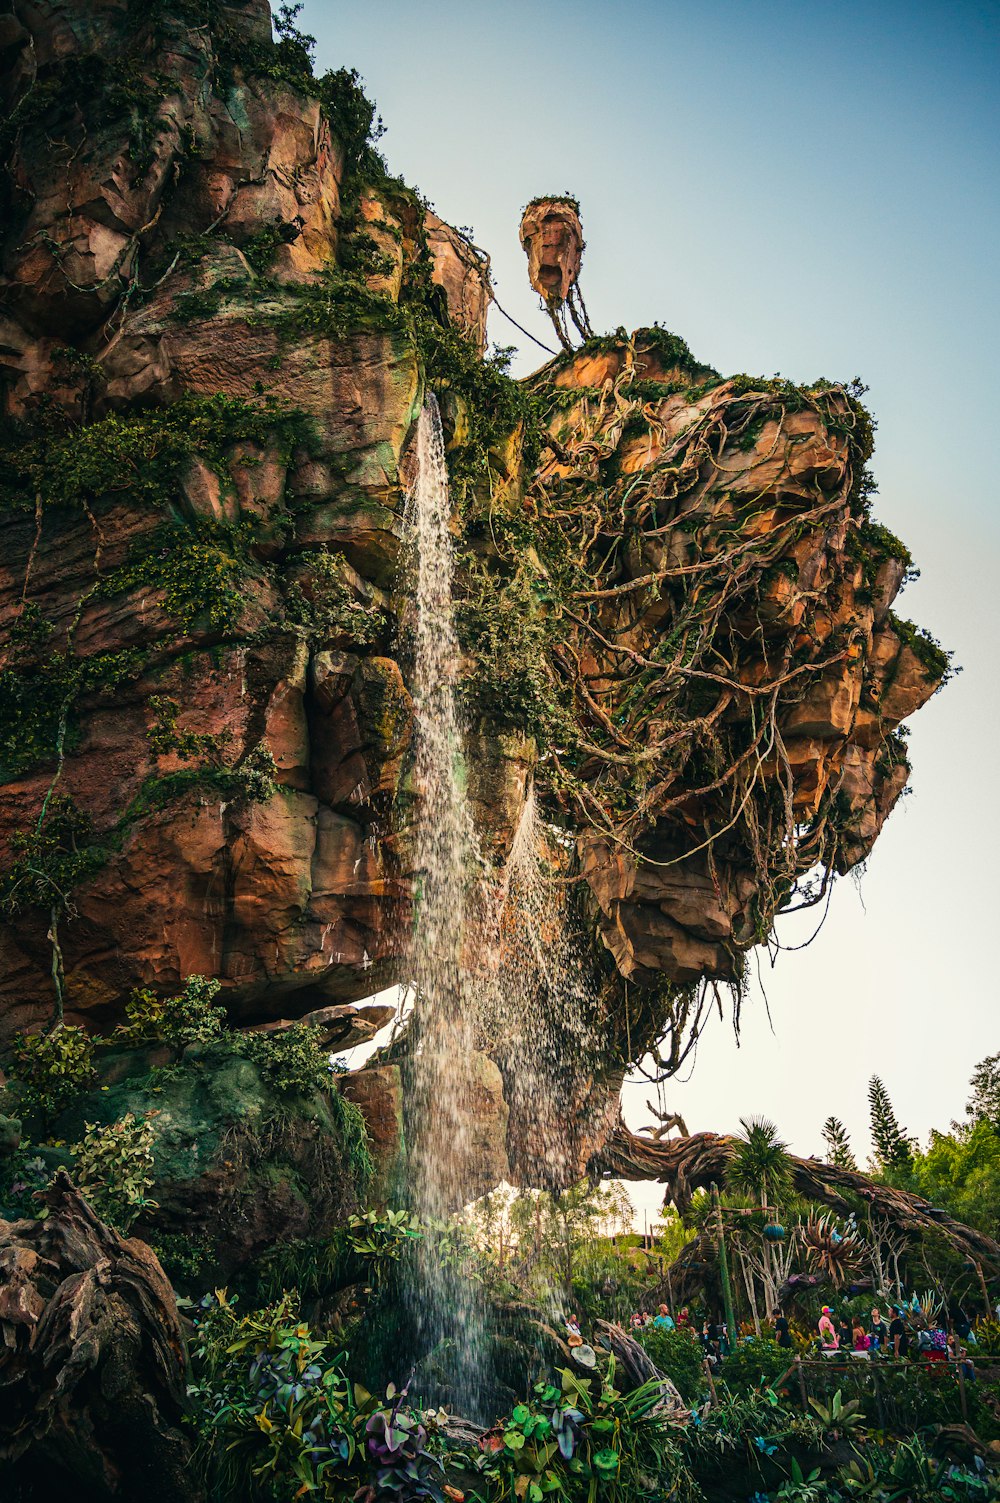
727, 1118, 793, 1334
727, 1117, 792, 1210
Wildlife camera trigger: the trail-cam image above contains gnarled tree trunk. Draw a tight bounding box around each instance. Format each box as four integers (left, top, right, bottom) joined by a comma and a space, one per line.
0, 1173, 199, 1503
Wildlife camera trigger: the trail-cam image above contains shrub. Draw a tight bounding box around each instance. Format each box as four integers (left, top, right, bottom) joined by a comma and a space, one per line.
8, 1025, 95, 1127
114, 974, 227, 1048
721, 1335, 796, 1394
638, 1324, 708, 1402
189, 1291, 453, 1501
231, 1023, 335, 1095
73, 1112, 158, 1231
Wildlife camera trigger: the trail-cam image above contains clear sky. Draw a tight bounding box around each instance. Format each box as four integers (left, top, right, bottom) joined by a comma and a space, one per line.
296, 1, 1000, 1172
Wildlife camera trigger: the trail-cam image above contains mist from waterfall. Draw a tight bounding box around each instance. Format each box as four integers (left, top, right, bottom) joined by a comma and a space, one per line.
482, 786, 602, 1194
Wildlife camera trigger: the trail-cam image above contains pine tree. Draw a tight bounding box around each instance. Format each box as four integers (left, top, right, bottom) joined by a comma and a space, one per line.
821, 1115, 857, 1170
868, 1075, 913, 1173
964, 1052, 1000, 1131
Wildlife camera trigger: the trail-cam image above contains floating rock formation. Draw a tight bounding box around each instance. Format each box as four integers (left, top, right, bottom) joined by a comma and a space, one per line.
0, 0, 949, 1186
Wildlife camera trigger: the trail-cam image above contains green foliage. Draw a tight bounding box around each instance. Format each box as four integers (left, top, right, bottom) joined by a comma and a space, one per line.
887, 613, 955, 686
230, 1023, 336, 1097
476, 1360, 696, 1503
0, 797, 108, 917
285, 550, 385, 646
821, 1116, 858, 1171
346, 1208, 423, 1270
7, 1025, 96, 1128
727, 1117, 793, 1207
0, 647, 140, 782
868, 1076, 914, 1173
898, 1119, 1000, 1236
456, 556, 570, 737
189, 1291, 452, 1503
113, 974, 227, 1048
806, 1388, 866, 1433
720, 1336, 795, 1394
73, 1111, 158, 1231
636, 1325, 707, 1403
0, 394, 313, 518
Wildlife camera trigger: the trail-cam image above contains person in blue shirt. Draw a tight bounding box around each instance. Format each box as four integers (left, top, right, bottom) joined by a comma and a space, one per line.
652, 1304, 675, 1330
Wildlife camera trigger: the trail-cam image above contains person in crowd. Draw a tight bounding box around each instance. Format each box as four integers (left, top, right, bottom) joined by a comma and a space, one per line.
922, 1320, 948, 1363
837, 1311, 852, 1351
818, 1307, 839, 1351
954, 1307, 976, 1346
889, 1305, 910, 1359
565, 1313, 582, 1345
851, 1316, 871, 1356
629, 1310, 644, 1330
772, 1309, 793, 1349
870, 1307, 889, 1351
653, 1303, 675, 1330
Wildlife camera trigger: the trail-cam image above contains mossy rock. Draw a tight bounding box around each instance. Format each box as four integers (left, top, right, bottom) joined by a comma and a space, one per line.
54, 1043, 365, 1285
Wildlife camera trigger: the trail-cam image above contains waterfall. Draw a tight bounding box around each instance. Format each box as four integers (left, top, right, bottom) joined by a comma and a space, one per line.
405, 394, 484, 1406
403, 396, 600, 1409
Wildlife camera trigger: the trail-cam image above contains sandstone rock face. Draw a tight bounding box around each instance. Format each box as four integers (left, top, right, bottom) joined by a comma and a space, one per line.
525, 333, 947, 1043
0, 1, 492, 1039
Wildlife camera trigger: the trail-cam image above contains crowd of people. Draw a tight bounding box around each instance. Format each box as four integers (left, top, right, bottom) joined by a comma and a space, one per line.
810, 1300, 977, 1377
595, 1297, 981, 1381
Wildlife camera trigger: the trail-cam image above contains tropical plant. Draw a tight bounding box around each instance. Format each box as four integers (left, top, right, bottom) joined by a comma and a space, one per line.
73, 1111, 158, 1231
637, 1324, 707, 1402
721, 1337, 795, 1394
189, 1291, 455, 1502
476, 1359, 695, 1503
113, 974, 226, 1047
807, 1389, 866, 1436
728, 1118, 793, 1209
6, 1024, 96, 1128
801, 1211, 866, 1289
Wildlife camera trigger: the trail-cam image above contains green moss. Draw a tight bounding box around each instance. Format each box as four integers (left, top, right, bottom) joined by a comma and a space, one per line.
888, 612, 954, 684
0, 394, 315, 517
523, 192, 582, 216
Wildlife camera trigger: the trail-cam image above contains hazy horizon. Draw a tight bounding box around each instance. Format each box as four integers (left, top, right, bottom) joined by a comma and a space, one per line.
298, 0, 999, 1174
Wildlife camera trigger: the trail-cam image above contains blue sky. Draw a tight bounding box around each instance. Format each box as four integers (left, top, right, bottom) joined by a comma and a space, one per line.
295, 0, 1000, 1166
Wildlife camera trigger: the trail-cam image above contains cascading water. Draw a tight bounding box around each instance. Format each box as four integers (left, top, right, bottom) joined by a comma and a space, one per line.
483, 786, 602, 1191
404, 394, 485, 1406
404, 396, 602, 1409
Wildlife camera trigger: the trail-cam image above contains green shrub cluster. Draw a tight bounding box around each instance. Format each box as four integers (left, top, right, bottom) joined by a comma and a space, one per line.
73, 1111, 158, 1231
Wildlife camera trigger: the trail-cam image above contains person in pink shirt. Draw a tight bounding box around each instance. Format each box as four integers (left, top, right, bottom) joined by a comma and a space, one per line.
851, 1317, 871, 1356
818, 1307, 839, 1351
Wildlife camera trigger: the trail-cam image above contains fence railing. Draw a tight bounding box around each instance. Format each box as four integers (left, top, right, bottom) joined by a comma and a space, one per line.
769, 1354, 974, 1426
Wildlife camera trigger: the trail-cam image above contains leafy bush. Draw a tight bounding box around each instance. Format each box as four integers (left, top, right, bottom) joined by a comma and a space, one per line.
114, 974, 227, 1048
721, 1335, 795, 1394
637, 1325, 708, 1403
476, 1361, 696, 1503
232, 1023, 335, 1095
8, 1025, 95, 1127
189, 1291, 454, 1502
73, 1112, 158, 1231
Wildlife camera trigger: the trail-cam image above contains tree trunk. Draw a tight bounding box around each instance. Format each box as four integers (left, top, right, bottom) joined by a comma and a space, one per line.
0, 1173, 199, 1503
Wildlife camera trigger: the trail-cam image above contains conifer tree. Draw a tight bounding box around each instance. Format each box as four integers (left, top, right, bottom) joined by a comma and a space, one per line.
868, 1075, 914, 1173
821, 1115, 858, 1170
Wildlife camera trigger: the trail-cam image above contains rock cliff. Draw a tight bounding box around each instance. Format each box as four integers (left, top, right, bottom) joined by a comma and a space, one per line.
0, 0, 948, 1158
